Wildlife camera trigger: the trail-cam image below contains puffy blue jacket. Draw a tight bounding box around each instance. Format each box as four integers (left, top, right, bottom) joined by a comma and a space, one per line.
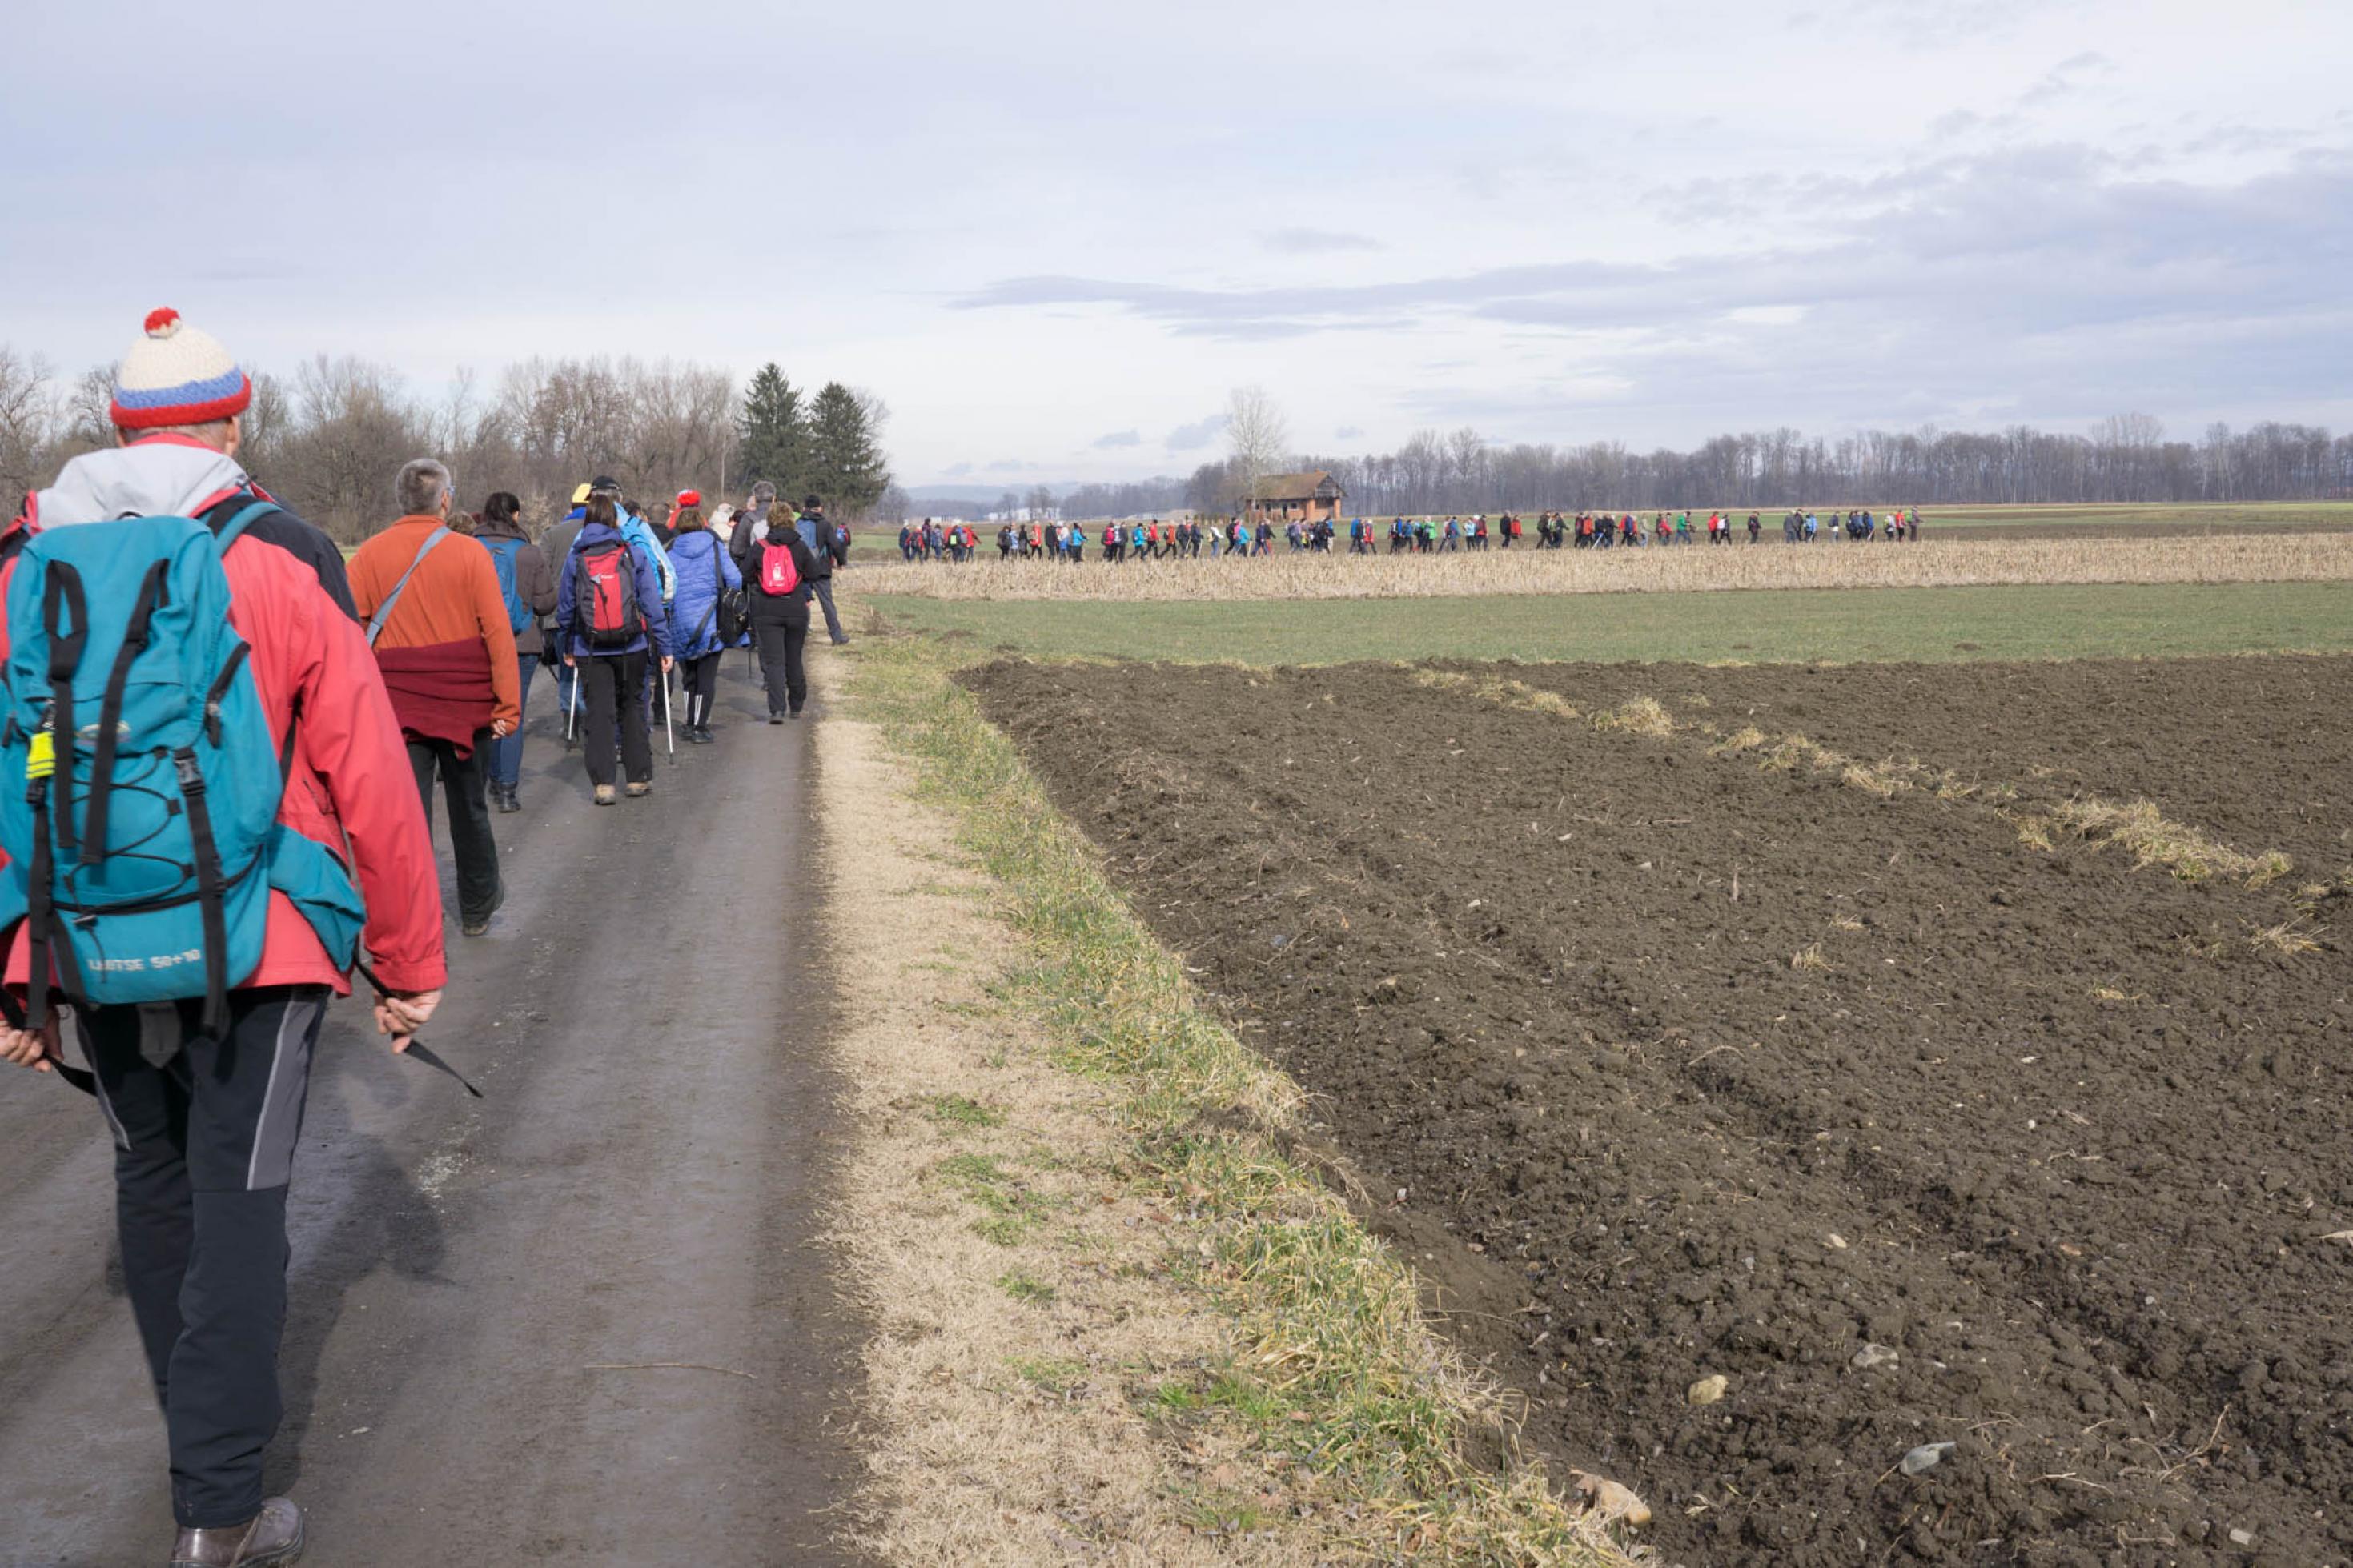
556, 522, 674, 659
667, 529, 743, 657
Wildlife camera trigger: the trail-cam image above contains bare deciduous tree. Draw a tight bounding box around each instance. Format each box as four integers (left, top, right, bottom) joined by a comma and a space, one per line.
1226, 385, 1291, 519
0, 347, 58, 504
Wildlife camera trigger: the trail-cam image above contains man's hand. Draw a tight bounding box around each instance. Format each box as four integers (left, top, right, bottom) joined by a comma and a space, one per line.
491, 720, 513, 738
1, 1017, 59, 1073
661, 656, 674, 674
375, 989, 442, 1049
563, 654, 576, 668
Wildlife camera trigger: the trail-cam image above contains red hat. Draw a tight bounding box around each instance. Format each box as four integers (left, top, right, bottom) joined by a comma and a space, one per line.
675, 488, 703, 510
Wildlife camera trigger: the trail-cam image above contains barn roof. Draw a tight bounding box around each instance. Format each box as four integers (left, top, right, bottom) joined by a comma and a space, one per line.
1257, 470, 1344, 499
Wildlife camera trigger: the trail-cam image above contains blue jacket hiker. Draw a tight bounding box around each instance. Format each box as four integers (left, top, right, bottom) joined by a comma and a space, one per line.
665, 515, 742, 743
555, 500, 675, 803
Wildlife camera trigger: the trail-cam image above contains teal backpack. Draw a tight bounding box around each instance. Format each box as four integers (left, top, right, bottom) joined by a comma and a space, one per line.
483, 536, 534, 634
0, 506, 363, 1035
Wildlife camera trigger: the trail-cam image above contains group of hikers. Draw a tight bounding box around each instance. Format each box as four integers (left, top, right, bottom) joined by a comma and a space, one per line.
421, 472, 851, 819
0, 307, 854, 1568
897, 507, 1925, 563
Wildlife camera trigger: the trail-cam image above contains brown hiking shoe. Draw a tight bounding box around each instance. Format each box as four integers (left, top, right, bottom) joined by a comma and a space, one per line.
593, 784, 617, 806
171, 1498, 303, 1566
624, 781, 652, 798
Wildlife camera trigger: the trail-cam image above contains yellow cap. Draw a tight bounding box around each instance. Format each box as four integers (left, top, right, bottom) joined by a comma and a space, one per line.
571, 483, 592, 505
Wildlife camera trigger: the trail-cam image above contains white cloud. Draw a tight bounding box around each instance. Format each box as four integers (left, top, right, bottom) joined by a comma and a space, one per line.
0, 0, 2344, 483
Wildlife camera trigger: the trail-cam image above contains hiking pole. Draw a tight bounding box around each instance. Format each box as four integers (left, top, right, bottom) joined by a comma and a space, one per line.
661, 664, 675, 765
565, 660, 580, 747
354, 960, 484, 1097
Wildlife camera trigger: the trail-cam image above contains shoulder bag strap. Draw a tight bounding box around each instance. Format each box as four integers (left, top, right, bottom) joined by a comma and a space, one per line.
364, 527, 451, 648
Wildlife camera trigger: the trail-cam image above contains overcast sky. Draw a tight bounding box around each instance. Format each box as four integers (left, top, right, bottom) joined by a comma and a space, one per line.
4, 0, 2347, 487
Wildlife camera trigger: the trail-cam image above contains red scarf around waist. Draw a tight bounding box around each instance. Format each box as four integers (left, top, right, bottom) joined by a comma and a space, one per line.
375, 639, 497, 755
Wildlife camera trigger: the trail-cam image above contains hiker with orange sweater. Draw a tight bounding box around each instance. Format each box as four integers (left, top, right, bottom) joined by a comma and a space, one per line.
348, 460, 520, 938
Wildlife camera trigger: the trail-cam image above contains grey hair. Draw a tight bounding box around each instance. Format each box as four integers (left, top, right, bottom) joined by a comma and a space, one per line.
396, 458, 453, 515
750, 480, 777, 503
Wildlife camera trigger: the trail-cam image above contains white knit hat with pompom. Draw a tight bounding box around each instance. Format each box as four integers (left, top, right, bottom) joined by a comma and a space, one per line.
110, 307, 251, 430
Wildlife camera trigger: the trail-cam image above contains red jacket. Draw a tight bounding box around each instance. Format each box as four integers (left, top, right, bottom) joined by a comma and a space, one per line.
2, 531, 448, 997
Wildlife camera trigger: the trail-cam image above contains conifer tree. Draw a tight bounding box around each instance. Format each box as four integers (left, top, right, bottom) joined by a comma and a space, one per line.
806, 381, 892, 515
736, 363, 808, 491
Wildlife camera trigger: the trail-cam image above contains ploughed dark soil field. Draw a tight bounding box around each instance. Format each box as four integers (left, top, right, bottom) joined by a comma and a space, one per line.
966, 656, 2352, 1568
1486, 656, 2353, 877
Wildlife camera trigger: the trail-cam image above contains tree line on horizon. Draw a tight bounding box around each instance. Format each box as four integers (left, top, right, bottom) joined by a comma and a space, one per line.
0, 346, 893, 542
1025, 414, 2352, 521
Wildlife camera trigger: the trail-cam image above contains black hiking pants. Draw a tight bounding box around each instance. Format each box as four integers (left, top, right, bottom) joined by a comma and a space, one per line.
408, 732, 501, 926
753, 616, 809, 715
580, 650, 652, 787
83, 987, 331, 1530
681, 652, 723, 729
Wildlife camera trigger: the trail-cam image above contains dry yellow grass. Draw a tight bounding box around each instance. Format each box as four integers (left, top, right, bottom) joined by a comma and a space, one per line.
817, 649, 1641, 1565
815, 686, 1284, 1565
865, 533, 2353, 603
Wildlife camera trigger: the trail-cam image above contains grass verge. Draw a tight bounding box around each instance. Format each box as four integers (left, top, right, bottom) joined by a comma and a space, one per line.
837, 636, 1638, 1565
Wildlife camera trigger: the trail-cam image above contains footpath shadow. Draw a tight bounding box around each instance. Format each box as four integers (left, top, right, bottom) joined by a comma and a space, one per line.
262, 1061, 449, 1498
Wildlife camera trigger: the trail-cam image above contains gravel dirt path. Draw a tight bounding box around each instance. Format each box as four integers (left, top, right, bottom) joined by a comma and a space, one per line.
0, 660, 865, 1566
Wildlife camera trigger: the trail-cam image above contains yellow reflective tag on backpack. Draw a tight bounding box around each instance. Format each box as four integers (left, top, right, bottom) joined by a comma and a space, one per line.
25, 728, 54, 781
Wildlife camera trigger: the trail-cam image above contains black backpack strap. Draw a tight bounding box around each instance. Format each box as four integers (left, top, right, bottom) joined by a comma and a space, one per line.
171, 747, 232, 1037
202, 494, 283, 549
23, 771, 55, 1033
78, 561, 170, 866
40, 564, 89, 857
687, 541, 724, 649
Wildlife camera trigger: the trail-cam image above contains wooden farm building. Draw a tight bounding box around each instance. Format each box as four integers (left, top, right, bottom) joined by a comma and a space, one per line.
1243, 471, 1346, 523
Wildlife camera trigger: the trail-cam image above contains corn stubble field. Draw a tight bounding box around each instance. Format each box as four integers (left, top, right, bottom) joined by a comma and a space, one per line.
868, 532, 2353, 604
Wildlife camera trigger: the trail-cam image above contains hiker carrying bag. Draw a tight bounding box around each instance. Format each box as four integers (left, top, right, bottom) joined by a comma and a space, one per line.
576, 540, 643, 651
689, 543, 746, 652
0, 506, 357, 1035
484, 537, 535, 634
759, 539, 801, 597
364, 526, 451, 648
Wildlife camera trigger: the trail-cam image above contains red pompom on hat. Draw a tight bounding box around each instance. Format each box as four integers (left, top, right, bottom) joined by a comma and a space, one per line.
110, 307, 251, 429
675, 488, 703, 509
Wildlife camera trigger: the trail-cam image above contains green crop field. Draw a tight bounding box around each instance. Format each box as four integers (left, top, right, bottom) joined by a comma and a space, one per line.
853, 579, 2353, 668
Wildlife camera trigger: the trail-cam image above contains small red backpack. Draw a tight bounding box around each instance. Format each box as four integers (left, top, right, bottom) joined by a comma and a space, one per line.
761, 540, 801, 596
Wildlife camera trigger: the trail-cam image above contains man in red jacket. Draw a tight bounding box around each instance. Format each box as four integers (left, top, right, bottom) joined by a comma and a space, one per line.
0, 307, 447, 1568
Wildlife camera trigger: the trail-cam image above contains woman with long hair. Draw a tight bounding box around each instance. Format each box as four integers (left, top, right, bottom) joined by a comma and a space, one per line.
474, 491, 557, 811
741, 503, 821, 721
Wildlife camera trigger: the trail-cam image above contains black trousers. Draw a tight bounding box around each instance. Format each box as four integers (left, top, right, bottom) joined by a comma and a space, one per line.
85, 987, 331, 1529
408, 732, 501, 925
753, 617, 807, 715
681, 652, 723, 729
580, 651, 651, 786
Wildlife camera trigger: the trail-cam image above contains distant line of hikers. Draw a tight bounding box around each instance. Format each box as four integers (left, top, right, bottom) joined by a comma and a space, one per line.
0, 306, 858, 1568
897, 507, 1925, 563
